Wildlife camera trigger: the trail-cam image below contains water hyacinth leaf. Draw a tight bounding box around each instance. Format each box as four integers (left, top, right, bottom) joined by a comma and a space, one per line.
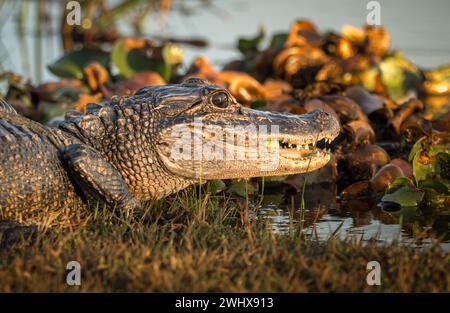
250, 99, 266, 109
420, 178, 450, 195
111, 39, 135, 78
207, 180, 226, 195
52, 87, 84, 102
388, 205, 421, 224
408, 136, 427, 162
238, 25, 265, 55
111, 38, 167, 79
385, 176, 414, 194
381, 185, 424, 207
225, 179, 258, 198
269, 33, 288, 49
413, 152, 437, 183
38, 101, 71, 124
429, 144, 450, 157
423, 64, 450, 95
48, 50, 109, 79
359, 67, 380, 92
379, 52, 421, 100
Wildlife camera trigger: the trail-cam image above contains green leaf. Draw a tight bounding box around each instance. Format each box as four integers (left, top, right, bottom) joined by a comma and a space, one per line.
385, 176, 414, 194
238, 25, 265, 55
381, 185, 424, 207
420, 178, 450, 195
250, 99, 266, 109
429, 145, 450, 157
408, 136, 426, 162
269, 33, 288, 49
48, 50, 109, 79
207, 180, 226, 194
226, 179, 257, 198
111, 39, 167, 79
413, 152, 437, 183
379, 52, 421, 100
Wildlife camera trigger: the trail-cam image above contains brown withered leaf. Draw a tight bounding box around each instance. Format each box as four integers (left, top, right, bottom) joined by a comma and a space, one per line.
84, 63, 109, 91
400, 114, 432, 143
273, 46, 329, 82
294, 81, 346, 101
30, 79, 82, 103
185, 56, 220, 84
343, 144, 390, 181
364, 24, 390, 58
285, 19, 322, 48
346, 85, 385, 116
432, 111, 450, 132
319, 95, 368, 123
339, 181, 371, 200
262, 98, 305, 115
341, 24, 365, 44
185, 57, 266, 103
390, 159, 414, 180
391, 98, 424, 134
343, 120, 375, 147
74, 93, 102, 112
336, 38, 355, 60
369, 163, 404, 192
108, 71, 165, 96
218, 71, 267, 103
303, 98, 340, 123
315, 59, 343, 82
262, 79, 293, 100
422, 95, 450, 120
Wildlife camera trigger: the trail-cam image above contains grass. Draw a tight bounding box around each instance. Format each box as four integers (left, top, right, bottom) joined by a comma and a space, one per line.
0, 187, 448, 292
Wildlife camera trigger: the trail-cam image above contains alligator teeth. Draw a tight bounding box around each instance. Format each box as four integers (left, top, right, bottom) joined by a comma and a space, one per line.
297, 145, 301, 151
316, 151, 321, 156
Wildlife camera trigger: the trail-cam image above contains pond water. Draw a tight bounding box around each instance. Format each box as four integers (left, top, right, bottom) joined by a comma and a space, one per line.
256, 181, 450, 251
0, 0, 449, 249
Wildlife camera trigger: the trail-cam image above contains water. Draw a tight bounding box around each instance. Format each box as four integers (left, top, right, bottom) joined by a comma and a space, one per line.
0, 0, 449, 248
257, 184, 450, 251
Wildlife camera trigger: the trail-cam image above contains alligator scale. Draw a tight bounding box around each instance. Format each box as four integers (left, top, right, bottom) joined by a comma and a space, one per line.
0, 78, 339, 238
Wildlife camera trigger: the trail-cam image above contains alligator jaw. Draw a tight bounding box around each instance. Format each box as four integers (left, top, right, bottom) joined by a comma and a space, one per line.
157, 108, 340, 180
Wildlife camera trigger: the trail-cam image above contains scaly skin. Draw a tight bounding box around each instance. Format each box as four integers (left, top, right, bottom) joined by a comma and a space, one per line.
0, 78, 340, 232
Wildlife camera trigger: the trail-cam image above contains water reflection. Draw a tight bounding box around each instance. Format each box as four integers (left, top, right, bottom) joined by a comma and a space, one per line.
257, 181, 450, 251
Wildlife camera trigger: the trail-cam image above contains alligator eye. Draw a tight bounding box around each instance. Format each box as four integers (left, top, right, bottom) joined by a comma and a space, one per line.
210, 92, 229, 108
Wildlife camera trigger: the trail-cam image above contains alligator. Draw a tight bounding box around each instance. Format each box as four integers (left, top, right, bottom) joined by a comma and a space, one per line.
0, 78, 339, 245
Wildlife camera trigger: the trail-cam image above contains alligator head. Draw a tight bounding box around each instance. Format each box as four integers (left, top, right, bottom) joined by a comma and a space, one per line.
62, 78, 340, 200
134, 78, 340, 182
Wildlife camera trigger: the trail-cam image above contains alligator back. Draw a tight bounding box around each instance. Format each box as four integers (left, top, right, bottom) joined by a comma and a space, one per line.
0, 101, 84, 226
